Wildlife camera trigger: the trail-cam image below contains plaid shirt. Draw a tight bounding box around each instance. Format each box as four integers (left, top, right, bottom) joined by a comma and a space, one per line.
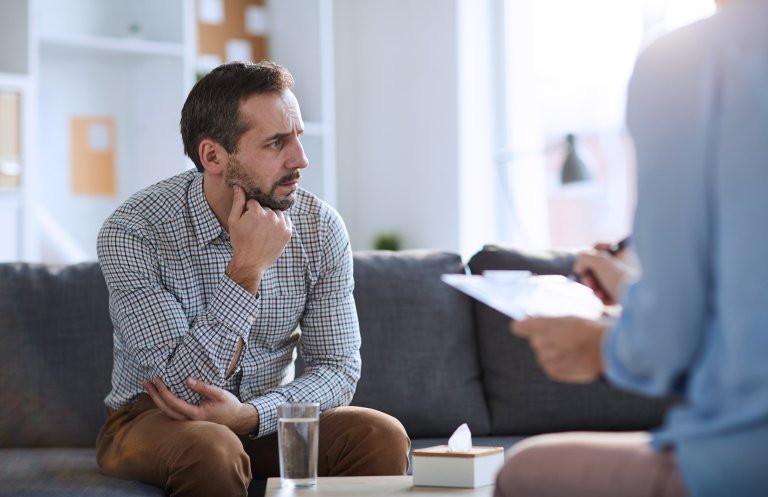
97, 170, 361, 436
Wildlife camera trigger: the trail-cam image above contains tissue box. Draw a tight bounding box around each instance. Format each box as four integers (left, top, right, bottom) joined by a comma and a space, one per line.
412, 445, 505, 488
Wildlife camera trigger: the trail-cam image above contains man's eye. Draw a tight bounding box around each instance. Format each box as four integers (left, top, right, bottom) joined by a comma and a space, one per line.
268, 139, 282, 149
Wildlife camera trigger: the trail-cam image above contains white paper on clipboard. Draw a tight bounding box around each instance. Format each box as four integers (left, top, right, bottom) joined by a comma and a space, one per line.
442, 270, 605, 320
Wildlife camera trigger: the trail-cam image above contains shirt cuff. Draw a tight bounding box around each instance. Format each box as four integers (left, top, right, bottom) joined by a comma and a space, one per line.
208, 273, 260, 338
246, 392, 288, 439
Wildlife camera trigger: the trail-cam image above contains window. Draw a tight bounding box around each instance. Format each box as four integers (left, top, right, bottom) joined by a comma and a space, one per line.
493, 0, 715, 248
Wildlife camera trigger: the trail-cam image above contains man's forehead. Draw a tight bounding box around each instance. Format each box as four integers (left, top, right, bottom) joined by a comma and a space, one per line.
241, 89, 299, 111
239, 90, 302, 132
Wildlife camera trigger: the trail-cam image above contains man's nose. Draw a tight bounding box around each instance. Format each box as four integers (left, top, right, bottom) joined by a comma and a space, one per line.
288, 140, 309, 169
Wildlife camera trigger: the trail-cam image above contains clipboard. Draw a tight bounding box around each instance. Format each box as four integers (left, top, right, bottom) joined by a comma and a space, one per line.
442, 270, 605, 320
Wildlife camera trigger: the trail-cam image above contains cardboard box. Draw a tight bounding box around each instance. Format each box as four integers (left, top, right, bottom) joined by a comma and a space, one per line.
412, 445, 505, 488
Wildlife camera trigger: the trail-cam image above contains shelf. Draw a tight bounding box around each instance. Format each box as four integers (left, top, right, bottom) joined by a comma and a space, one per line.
25, 0, 195, 262
0, 73, 30, 89
0, 0, 335, 261
0, 187, 22, 196
39, 33, 186, 58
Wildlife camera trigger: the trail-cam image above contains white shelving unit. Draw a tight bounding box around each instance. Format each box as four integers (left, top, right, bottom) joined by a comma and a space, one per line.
0, 0, 196, 262
0, 0, 336, 262
0, 0, 32, 261
0, 76, 30, 262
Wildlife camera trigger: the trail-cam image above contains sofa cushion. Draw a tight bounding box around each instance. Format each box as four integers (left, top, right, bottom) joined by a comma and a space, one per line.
0, 448, 164, 496
350, 250, 491, 438
0, 263, 113, 448
467, 245, 671, 435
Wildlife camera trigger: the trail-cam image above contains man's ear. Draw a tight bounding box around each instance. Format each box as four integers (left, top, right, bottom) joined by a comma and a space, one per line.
199, 139, 228, 175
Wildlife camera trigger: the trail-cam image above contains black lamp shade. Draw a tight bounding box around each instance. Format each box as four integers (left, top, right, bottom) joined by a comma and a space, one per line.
560, 134, 591, 184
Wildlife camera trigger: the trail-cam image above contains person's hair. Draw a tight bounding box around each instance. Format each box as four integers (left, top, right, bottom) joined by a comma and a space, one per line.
180, 61, 295, 172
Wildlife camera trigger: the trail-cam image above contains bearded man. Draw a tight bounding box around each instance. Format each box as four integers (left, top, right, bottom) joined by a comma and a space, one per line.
95, 61, 409, 497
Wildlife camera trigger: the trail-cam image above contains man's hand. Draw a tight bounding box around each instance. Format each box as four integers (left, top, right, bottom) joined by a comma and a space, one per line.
511, 316, 608, 383
226, 185, 293, 295
142, 376, 259, 435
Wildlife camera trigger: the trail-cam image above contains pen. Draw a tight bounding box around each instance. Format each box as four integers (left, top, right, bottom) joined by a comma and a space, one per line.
607, 236, 630, 256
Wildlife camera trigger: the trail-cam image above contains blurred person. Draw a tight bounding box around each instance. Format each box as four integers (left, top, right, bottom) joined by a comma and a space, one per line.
495, 0, 768, 496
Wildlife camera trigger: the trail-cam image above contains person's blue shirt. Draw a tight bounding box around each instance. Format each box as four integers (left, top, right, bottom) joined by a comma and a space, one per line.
603, 1, 768, 496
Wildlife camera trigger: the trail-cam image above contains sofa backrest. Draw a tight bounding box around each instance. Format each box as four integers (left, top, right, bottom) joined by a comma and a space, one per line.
0, 251, 491, 448
349, 250, 491, 439
1, 245, 669, 448
467, 244, 671, 435
0, 262, 113, 448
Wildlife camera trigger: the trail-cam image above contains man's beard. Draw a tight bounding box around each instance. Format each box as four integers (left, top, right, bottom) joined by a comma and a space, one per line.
225, 157, 299, 211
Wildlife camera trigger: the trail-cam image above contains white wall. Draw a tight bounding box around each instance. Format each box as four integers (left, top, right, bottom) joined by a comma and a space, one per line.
333, 0, 461, 252
457, 0, 501, 259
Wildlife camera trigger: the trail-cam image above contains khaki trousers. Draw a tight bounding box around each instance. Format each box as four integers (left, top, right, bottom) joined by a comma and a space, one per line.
494, 432, 688, 497
96, 395, 410, 497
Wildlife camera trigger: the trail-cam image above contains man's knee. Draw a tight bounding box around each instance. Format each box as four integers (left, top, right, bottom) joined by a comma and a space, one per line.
319, 406, 410, 476
97, 412, 252, 497
171, 421, 251, 482
165, 422, 251, 497
352, 406, 410, 455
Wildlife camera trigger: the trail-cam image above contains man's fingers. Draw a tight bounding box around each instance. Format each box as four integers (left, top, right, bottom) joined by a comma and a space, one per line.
229, 185, 247, 220
142, 380, 186, 420
573, 252, 600, 276
245, 198, 264, 212
148, 379, 186, 418
233, 185, 246, 207
512, 316, 571, 340
150, 377, 204, 420
592, 242, 612, 252
510, 318, 533, 338
186, 376, 218, 399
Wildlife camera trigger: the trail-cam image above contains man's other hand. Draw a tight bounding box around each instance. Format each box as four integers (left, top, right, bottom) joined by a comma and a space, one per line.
142, 376, 259, 435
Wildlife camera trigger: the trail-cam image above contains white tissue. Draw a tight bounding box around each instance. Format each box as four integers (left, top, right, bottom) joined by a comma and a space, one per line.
447, 423, 472, 452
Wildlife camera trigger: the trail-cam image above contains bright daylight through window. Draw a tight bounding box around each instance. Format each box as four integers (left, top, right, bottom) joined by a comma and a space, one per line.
495, 0, 716, 249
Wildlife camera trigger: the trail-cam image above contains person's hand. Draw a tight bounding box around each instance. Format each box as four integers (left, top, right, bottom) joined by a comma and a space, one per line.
510, 316, 607, 383
574, 250, 636, 305
142, 376, 259, 435
226, 185, 293, 294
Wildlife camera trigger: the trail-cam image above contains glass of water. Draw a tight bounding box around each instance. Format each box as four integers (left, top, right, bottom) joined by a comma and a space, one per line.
277, 402, 320, 488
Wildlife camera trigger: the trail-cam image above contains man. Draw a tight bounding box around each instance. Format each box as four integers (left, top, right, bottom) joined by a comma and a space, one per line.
495, 1, 768, 496
96, 61, 409, 497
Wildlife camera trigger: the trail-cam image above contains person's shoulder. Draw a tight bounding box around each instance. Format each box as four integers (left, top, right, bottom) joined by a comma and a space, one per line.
636, 16, 715, 70
107, 169, 199, 229
628, 13, 724, 113
636, 2, 763, 71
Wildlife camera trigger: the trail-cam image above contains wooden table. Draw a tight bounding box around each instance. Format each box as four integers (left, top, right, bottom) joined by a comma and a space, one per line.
265, 475, 495, 496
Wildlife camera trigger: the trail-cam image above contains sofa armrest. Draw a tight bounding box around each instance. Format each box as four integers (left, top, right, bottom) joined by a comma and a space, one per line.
0, 262, 113, 448
467, 243, 576, 277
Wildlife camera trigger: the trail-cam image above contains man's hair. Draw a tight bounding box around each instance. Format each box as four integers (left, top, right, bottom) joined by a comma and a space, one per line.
180, 61, 295, 172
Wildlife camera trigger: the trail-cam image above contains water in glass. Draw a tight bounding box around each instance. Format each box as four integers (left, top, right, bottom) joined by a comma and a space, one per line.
278, 416, 319, 488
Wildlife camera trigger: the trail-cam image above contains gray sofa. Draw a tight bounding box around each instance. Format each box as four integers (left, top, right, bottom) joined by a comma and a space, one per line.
0, 246, 670, 496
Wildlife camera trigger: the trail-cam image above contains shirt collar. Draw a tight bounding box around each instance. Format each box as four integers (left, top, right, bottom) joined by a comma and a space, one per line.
188, 172, 226, 246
